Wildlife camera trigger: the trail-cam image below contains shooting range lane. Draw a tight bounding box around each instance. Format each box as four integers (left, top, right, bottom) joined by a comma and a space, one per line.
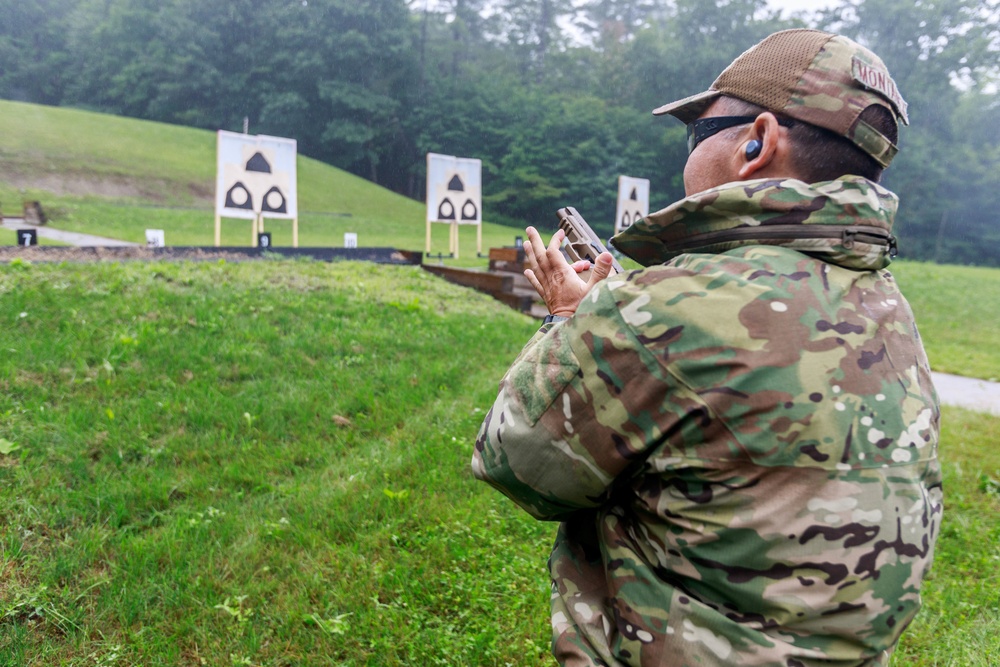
2, 215, 997, 418
1, 217, 139, 247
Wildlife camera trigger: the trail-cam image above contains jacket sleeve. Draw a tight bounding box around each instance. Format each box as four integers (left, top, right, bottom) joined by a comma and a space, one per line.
471, 279, 682, 520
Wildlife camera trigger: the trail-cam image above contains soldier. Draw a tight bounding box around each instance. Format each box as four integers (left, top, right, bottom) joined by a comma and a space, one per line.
473, 29, 942, 666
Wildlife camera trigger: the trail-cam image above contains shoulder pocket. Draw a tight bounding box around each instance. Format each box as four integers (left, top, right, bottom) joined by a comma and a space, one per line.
507, 330, 581, 427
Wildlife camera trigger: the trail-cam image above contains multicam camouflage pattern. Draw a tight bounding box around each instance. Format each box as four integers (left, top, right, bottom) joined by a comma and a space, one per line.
655, 29, 908, 168
472, 176, 941, 666
789, 31, 906, 168
611, 176, 898, 270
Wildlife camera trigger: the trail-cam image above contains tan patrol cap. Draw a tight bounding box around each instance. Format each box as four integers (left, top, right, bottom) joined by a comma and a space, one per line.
653, 29, 909, 168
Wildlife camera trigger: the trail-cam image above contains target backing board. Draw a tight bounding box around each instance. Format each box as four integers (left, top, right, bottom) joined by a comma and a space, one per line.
216, 131, 298, 221
426, 153, 482, 225
615, 176, 650, 235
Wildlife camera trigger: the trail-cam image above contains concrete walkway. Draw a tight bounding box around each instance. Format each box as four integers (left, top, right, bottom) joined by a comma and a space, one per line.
931, 372, 1000, 416
0, 217, 139, 247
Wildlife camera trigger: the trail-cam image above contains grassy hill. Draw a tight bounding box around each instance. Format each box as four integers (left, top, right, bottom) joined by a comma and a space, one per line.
0, 99, 523, 259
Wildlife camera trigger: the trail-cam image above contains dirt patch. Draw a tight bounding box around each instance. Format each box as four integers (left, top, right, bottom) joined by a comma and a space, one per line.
0, 246, 261, 263
2, 168, 213, 204
5, 172, 145, 199
0, 245, 424, 265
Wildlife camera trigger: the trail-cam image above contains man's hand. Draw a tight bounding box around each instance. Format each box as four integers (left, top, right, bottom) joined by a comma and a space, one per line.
523, 225, 616, 318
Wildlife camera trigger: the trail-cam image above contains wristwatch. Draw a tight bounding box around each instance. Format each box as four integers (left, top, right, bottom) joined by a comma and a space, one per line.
542, 314, 569, 325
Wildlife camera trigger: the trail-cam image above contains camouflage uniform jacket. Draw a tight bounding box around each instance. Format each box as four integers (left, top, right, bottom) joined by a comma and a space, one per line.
472, 177, 942, 667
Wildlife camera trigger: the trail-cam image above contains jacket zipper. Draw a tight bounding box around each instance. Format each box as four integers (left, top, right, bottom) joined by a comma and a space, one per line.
665, 224, 898, 258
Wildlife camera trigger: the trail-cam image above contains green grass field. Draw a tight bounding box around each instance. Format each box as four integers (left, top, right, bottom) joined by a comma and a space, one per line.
0, 259, 552, 666
890, 261, 1000, 380
1, 99, 999, 666
0, 258, 997, 666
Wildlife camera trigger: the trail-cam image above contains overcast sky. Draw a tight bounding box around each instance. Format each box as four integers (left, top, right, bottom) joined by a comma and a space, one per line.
767, 0, 838, 18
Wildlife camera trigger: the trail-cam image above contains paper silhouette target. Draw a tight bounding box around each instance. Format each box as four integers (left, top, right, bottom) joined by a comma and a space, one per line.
615, 176, 650, 235
216, 131, 297, 221
425, 153, 483, 257
427, 153, 481, 225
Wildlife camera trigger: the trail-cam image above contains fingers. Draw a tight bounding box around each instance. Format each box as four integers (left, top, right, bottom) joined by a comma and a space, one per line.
522, 224, 617, 316
547, 229, 565, 253
585, 252, 615, 289
523, 226, 540, 271
525, 225, 567, 272
523, 226, 555, 300
523, 268, 544, 297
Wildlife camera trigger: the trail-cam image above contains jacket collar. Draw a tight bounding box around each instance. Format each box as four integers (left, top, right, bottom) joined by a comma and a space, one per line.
610, 176, 898, 270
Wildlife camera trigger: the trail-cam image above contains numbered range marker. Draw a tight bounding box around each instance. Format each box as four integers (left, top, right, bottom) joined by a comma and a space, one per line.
17, 229, 38, 246
258, 232, 272, 249
146, 229, 166, 247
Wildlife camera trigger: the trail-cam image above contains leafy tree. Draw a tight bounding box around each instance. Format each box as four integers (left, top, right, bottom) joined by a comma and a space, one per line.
0, 0, 76, 103
1, 0, 998, 266
478, 88, 664, 231
491, 0, 577, 82
62, 0, 257, 126
822, 0, 1000, 264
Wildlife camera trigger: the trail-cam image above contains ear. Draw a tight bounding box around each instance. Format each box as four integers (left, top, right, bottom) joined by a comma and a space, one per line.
737, 112, 784, 180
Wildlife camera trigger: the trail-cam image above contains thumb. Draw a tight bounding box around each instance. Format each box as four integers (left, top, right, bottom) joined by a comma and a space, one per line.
586, 252, 615, 288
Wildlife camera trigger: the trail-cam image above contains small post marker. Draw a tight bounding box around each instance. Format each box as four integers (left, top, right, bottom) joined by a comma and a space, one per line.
146, 229, 166, 247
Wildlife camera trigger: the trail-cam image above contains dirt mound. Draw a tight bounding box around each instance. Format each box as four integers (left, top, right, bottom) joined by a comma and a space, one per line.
0, 245, 423, 265
0, 245, 256, 263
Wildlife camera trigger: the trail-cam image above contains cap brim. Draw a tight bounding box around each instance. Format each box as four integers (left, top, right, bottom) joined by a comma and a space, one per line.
652, 90, 721, 123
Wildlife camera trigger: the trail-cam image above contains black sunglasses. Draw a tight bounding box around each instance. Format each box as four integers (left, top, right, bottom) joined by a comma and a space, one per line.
686, 115, 795, 154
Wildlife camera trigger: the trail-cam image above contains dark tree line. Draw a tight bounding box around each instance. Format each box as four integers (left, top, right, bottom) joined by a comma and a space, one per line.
1, 0, 998, 265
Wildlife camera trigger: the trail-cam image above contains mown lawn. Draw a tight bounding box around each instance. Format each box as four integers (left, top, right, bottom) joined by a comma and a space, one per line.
890, 261, 1000, 380
0, 255, 997, 666
0, 259, 550, 665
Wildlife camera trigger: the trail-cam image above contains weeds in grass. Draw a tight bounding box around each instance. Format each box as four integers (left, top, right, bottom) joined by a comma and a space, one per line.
0, 259, 550, 665
0, 258, 996, 665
